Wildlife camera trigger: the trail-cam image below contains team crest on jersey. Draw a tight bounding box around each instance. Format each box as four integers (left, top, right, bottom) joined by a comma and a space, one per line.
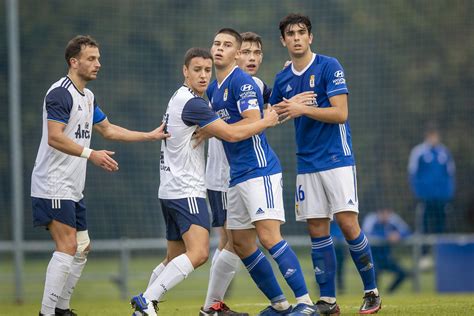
223, 88, 228, 101
309, 75, 315, 88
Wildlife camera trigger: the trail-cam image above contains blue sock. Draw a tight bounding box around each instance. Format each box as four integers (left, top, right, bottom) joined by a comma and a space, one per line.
347, 231, 377, 291
241, 249, 286, 303
311, 236, 337, 298
269, 240, 308, 298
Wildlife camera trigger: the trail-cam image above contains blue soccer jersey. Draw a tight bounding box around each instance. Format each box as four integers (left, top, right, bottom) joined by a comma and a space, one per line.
269, 53, 354, 174
208, 66, 281, 186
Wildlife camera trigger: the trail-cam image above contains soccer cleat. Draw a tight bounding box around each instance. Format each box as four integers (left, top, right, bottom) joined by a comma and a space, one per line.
257, 305, 293, 316
359, 291, 382, 314
39, 313, 55, 316
55, 308, 78, 316
199, 301, 249, 315
286, 303, 320, 315
130, 293, 158, 316
315, 300, 340, 315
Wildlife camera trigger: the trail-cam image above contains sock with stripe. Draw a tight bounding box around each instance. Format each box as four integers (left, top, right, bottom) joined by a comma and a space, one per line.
311, 236, 337, 299
269, 240, 311, 304
347, 231, 378, 292
241, 248, 287, 306
146, 262, 166, 289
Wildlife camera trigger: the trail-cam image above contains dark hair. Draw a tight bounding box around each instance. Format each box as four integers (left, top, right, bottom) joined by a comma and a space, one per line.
215, 28, 242, 47
184, 47, 213, 67
240, 32, 263, 48
279, 13, 312, 38
65, 35, 99, 66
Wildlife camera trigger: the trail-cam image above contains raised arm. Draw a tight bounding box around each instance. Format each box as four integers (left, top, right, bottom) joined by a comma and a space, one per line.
93, 119, 169, 142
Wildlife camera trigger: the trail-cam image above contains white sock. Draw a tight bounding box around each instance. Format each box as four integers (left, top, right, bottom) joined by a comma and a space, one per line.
146, 262, 166, 289
56, 253, 87, 310
204, 249, 240, 309
296, 293, 313, 305
143, 254, 194, 301
320, 296, 337, 304
41, 251, 74, 314
365, 288, 379, 296
272, 300, 291, 311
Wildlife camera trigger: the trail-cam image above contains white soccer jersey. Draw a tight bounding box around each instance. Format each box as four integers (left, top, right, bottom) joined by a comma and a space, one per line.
31, 76, 106, 201
204, 76, 268, 192
159, 86, 219, 199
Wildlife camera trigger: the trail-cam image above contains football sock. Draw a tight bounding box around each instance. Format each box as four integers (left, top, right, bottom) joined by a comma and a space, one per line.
56, 252, 87, 310
204, 249, 240, 309
269, 240, 310, 304
146, 262, 166, 288
143, 254, 194, 301
311, 236, 337, 299
347, 232, 378, 292
241, 248, 286, 305
41, 251, 74, 314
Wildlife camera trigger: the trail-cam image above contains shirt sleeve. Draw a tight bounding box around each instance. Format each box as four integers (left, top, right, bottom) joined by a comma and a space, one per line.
232, 75, 261, 114
45, 87, 73, 124
181, 97, 219, 127
268, 77, 282, 105
93, 98, 107, 124
325, 58, 349, 98
263, 83, 272, 104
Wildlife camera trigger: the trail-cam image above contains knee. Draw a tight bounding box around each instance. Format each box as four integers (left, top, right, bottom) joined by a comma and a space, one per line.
258, 233, 281, 250
232, 238, 251, 258
191, 247, 209, 268
307, 219, 330, 237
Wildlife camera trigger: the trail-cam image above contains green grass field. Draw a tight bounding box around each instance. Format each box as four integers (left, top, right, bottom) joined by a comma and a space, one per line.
1, 251, 473, 315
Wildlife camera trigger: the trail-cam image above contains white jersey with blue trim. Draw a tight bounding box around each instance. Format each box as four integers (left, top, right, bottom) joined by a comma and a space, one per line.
269, 53, 354, 174
31, 76, 107, 201
207, 67, 281, 187
159, 85, 219, 199
205, 76, 269, 192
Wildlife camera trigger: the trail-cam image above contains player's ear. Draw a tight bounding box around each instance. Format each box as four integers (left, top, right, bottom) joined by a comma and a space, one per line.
309, 33, 313, 45
182, 65, 188, 78
280, 36, 286, 47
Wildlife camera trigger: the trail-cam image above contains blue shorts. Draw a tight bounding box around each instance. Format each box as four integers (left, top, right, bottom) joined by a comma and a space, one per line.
160, 197, 210, 241
32, 197, 87, 231
207, 189, 227, 227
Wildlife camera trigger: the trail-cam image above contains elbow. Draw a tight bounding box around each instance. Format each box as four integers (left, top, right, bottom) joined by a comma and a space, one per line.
336, 112, 348, 124
47, 135, 60, 149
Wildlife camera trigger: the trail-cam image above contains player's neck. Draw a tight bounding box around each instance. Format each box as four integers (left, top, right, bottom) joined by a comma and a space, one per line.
67, 72, 87, 93
215, 62, 237, 84
291, 50, 314, 72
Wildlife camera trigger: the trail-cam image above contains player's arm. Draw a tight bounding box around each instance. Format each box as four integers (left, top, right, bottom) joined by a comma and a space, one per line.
202, 107, 278, 143
93, 118, 169, 142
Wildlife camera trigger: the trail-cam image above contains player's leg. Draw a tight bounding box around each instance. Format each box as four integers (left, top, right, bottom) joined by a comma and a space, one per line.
56, 199, 89, 314
33, 198, 77, 316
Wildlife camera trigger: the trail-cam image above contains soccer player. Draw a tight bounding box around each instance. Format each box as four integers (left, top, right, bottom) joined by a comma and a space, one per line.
270, 14, 382, 314
130, 47, 279, 316
31, 35, 170, 316
200, 31, 272, 316
207, 28, 317, 316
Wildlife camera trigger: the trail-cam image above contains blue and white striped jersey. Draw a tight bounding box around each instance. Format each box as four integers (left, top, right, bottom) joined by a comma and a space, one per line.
159, 85, 219, 199
31, 76, 107, 201
269, 53, 354, 174
207, 67, 281, 187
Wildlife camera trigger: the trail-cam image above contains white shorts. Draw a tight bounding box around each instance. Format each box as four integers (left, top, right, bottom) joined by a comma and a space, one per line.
295, 166, 359, 221
227, 173, 286, 230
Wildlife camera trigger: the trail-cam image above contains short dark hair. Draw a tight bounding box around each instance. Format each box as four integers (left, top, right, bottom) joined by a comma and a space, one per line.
184, 47, 213, 67
65, 35, 99, 66
216, 28, 242, 47
240, 32, 263, 49
279, 13, 312, 38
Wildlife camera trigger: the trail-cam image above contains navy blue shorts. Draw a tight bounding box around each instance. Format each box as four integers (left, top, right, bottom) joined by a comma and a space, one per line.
160, 197, 210, 241
32, 197, 87, 231
207, 189, 227, 227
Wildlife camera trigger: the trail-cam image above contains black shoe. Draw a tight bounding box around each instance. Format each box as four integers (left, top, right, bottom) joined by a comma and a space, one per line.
199, 301, 249, 315
315, 300, 340, 315
55, 308, 77, 316
359, 291, 382, 314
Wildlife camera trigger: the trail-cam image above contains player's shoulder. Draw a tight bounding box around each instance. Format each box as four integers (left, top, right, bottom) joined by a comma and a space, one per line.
317, 53, 340, 65
274, 63, 293, 82
252, 76, 265, 93
232, 67, 254, 83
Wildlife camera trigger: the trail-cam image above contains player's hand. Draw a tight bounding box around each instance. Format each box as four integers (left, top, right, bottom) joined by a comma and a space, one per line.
89, 150, 119, 172
289, 91, 317, 105
263, 106, 279, 127
147, 122, 170, 141
192, 127, 211, 148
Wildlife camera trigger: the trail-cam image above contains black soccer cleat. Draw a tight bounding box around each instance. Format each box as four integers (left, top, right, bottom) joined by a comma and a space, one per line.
199, 301, 249, 315
359, 291, 382, 314
55, 308, 78, 316
315, 300, 340, 315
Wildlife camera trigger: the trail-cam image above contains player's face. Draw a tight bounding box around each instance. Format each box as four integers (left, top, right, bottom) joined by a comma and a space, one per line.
280, 23, 313, 57
237, 41, 263, 76
211, 33, 240, 69
183, 57, 212, 96
71, 45, 101, 82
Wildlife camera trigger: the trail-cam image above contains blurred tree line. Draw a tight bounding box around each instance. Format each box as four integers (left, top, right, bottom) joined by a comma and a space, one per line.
1, 0, 473, 240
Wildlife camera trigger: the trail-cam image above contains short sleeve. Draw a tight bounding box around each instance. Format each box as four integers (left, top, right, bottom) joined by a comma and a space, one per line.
45, 87, 73, 124
325, 58, 349, 97
232, 75, 260, 113
93, 98, 107, 124
182, 97, 219, 127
